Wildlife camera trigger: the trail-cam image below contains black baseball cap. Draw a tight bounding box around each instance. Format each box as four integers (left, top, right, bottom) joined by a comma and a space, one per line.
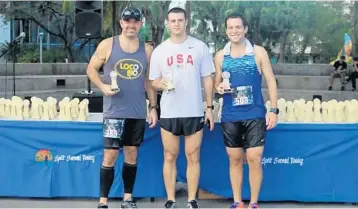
120, 7, 142, 21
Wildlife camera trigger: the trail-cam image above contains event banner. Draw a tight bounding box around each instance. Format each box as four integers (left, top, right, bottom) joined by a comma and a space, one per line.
0, 120, 358, 203
0, 120, 166, 198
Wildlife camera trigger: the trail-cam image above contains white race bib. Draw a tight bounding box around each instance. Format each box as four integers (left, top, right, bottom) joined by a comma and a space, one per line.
103, 119, 125, 139
232, 85, 253, 106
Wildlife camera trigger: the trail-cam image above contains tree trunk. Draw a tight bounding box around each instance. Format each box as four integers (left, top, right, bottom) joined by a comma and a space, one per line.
353, 1, 358, 57
252, 5, 262, 45
112, 1, 117, 36
297, 36, 309, 63
185, 1, 191, 34
279, 30, 289, 63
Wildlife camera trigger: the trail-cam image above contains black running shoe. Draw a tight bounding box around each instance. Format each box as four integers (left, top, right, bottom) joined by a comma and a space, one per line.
120, 198, 137, 209
164, 200, 177, 208
187, 200, 199, 208
97, 203, 108, 208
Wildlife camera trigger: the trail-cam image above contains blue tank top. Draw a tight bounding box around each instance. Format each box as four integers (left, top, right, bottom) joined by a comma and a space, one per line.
102, 36, 147, 119
221, 40, 266, 122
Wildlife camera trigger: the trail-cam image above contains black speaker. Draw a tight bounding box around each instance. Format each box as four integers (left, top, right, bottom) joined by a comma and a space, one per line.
75, 1, 103, 39
313, 95, 322, 101
73, 92, 103, 113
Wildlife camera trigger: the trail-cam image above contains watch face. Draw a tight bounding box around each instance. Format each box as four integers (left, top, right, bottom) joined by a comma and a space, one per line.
271, 108, 279, 114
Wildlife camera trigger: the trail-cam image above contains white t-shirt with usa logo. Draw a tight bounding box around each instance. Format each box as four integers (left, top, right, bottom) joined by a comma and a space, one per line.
149, 36, 215, 118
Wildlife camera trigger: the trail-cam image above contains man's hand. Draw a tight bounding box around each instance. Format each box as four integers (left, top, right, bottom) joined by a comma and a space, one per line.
148, 108, 158, 128
100, 84, 118, 96
266, 112, 277, 130
205, 109, 214, 131
152, 78, 169, 91
215, 82, 225, 95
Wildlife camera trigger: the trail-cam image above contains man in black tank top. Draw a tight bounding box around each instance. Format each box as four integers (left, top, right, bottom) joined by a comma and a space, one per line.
86, 7, 158, 209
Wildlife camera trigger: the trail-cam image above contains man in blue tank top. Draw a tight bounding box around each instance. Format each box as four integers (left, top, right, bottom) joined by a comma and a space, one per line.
86, 7, 158, 209
214, 13, 278, 209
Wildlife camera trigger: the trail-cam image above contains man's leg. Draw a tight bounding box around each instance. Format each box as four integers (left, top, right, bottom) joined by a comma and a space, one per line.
160, 118, 180, 208
329, 71, 335, 90
339, 72, 346, 90
221, 122, 245, 208
120, 119, 146, 208
98, 146, 120, 208
243, 119, 266, 208
184, 129, 203, 202
352, 72, 357, 90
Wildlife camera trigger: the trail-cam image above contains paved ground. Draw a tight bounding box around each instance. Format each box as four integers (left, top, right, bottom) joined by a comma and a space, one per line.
1, 184, 357, 208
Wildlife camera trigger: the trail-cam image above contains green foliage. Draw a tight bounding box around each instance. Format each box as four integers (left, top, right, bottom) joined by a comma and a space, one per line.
191, 1, 352, 63
139, 24, 151, 42
17, 46, 67, 63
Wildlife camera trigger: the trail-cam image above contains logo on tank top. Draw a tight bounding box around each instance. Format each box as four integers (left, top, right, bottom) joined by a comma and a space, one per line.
114, 59, 143, 79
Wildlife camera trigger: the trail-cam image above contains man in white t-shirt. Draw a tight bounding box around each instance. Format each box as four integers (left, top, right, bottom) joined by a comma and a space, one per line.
149, 6, 215, 209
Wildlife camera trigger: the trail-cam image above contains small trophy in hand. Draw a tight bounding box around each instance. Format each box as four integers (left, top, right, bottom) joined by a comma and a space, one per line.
163, 72, 175, 93
222, 72, 232, 93
110, 71, 120, 93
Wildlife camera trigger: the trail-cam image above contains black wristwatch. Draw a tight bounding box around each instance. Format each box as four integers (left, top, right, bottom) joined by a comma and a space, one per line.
270, 108, 279, 115
148, 104, 158, 110
207, 105, 214, 110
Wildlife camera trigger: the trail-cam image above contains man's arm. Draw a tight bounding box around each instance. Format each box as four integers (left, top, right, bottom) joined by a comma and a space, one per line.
200, 45, 215, 107
213, 50, 223, 90
144, 43, 157, 107
256, 46, 277, 109
86, 39, 110, 90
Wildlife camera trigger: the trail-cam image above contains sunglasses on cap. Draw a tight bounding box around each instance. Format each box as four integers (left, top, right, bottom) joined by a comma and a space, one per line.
121, 7, 142, 21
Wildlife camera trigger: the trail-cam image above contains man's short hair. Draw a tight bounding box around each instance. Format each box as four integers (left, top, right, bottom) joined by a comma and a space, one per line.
353, 57, 358, 61
340, 55, 346, 60
225, 12, 248, 28
168, 6, 187, 19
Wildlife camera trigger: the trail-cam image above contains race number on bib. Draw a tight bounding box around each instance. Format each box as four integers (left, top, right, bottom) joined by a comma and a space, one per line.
103, 119, 125, 139
232, 86, 253, 106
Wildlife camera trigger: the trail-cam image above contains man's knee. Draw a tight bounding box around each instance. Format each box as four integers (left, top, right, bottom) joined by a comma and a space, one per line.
227, 149, 244, 167
103, 149, 119, 167
123, 146, 138, 164
164, 150, 178, 164
185, 145, 200, 164
246, 147, 263, 167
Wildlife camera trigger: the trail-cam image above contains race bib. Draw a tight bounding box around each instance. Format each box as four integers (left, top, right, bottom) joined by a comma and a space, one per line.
103, 119, 125, 139
232, 85, 253, 106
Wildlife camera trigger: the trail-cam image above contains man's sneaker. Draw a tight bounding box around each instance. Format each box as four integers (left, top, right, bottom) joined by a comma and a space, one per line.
230, 202, 244, 208
97, 203, 108, 208
249, 203, 259, 208
120, 198, 137, 209
187, 200, 199, 208
164, 200, 177, 208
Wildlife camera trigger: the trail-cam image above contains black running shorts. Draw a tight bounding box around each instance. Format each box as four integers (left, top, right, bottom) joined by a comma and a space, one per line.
103, 118, 146, 149
160, 117, 205, 136
221, 118, 266, 149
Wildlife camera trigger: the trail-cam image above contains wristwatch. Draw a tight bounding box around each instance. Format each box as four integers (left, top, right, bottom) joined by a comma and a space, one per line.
270, 108, 279, 114
148, 104, 158, 110
207, 105, 214, 110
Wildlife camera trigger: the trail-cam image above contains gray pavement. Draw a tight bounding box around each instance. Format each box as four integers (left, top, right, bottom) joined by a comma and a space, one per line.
0, 183, 356, 208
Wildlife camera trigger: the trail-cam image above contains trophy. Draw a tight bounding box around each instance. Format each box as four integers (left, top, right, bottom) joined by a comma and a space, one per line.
163, 71, 175, 92
110, 71, 120, 93
222, 72, 232, 93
